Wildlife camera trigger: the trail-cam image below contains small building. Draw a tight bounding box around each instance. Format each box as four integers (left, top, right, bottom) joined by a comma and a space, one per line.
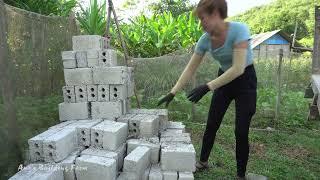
250, 30, 305, 59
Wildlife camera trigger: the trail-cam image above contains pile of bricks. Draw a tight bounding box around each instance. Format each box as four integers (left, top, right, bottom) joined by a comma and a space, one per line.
9, 35, 196, 180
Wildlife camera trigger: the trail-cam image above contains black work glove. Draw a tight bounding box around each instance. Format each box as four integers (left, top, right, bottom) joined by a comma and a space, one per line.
187, 84, 210, 103
157, 93, 175, 107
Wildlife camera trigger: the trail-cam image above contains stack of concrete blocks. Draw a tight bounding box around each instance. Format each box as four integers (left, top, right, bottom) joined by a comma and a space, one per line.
60, 35, 134, 121
10, 35, 196, 180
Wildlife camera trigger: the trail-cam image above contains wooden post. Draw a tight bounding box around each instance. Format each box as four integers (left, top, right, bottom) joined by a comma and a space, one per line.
191, 74, 196, 122
0, 0, 22, 176
275, 49, 284, 126
312, 6, 320, 74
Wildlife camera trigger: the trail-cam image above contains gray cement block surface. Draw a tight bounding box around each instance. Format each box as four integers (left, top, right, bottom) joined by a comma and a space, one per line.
76, 120, 102, 147
91, 101, 124, 119
127, 138, 160, 164
64, 68, 93, 85
149, 164, 163, 180
87, 85, 98, 102
92, 67, 129, 85
139, 114, 160, 138
81, 148, 120, 170
75, 85, 88, 102
62, 86, 76, 103
72, 35, 103, 51
123, 146, 151, 179
167, 121, 185, 132
76, 51, 88, 68
99, 49, 117, 67
62, 51, 76, 69
90, 121, 128, 151
163, 171, 178, 180
97, 85, 110, 101
59, 102, 89, 121
110, 84, 128, 101
178, 172, 194, 180
75, 155, 117, 180
160, 143, 196, 172
9, 163, 64, 180
43, 128, 77, 163
28, 128, 62, 162
160, 133, 191, 144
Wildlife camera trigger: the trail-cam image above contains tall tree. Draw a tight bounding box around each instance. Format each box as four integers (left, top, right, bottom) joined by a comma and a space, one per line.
0, 0, 22, 178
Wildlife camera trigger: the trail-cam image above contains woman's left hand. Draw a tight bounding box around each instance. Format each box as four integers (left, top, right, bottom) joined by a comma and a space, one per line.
187, 84, 210, 103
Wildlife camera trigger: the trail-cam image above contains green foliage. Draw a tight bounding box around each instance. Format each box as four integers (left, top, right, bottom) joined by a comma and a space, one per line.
76, 0, 106, 35
229, 0, 320, 47
150, 0, 194, 17
117, 11, 202, 57
4, 0, 77, 16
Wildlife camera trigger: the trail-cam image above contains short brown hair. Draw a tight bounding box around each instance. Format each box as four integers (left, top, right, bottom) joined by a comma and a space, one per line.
194, 0, 228, 19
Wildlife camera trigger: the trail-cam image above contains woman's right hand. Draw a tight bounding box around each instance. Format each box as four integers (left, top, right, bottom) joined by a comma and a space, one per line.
157, 92, 175, 107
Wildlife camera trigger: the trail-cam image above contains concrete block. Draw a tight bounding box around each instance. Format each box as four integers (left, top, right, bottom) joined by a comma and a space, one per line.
93, 67, 129, 85
9, 163, 39, 180
178, 172, 194, 180
59, 102, 89, 121
81, 146, 125, 171
43, 128, 77, 163
59, 150, 83, 180
123, 98, 131, 114
32, 164, 64, 180
149, 164, 163, 180
87, 85, 98, 102
139, 115, 160, 138
128, 114, 143, 138
127, 138, 160, 164
117, 172, 137, 180
76, 51, 88, 68
115, 143, 127, 171
163, 171, 178, 180
62, 86, 76, 103
10, 163, 63, 180
91, 101, 124, 119
62, 51, 76, 69
167, 121, 185, 132
28, 128, 62, 162
161, 129, 184, 136
97, 85, 110, 101
72, 35, 104, 51
75, 154, 117, 180
75, 120, 102, 147
91, 121, 128, 151
110, 84, 128, 101
49, 120, 77, 130
160, 133, 191, 144
99, 49, 117, 67
143, 166, 151, 180
75, 85, 88, 102
117, 113, 136, 124
160, 143, 196, 172
64, 68, 93, 85
129, 109, 168, 132
123, 146, 151, 180
87, 50, 99, 67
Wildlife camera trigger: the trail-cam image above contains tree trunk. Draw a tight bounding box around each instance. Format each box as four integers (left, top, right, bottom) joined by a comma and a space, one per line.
0, 1, 23, 177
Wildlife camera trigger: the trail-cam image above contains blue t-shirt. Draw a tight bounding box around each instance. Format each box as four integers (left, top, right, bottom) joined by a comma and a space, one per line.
194, 21, 253, 72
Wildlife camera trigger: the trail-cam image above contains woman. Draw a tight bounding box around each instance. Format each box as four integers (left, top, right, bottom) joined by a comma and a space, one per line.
157, 0, 257, 179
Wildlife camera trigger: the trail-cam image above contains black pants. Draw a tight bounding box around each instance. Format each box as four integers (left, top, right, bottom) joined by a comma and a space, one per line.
200, 65, 257, 177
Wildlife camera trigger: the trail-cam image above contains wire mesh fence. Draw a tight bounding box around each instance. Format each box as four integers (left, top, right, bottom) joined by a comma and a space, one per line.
3, 4, 79, 97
